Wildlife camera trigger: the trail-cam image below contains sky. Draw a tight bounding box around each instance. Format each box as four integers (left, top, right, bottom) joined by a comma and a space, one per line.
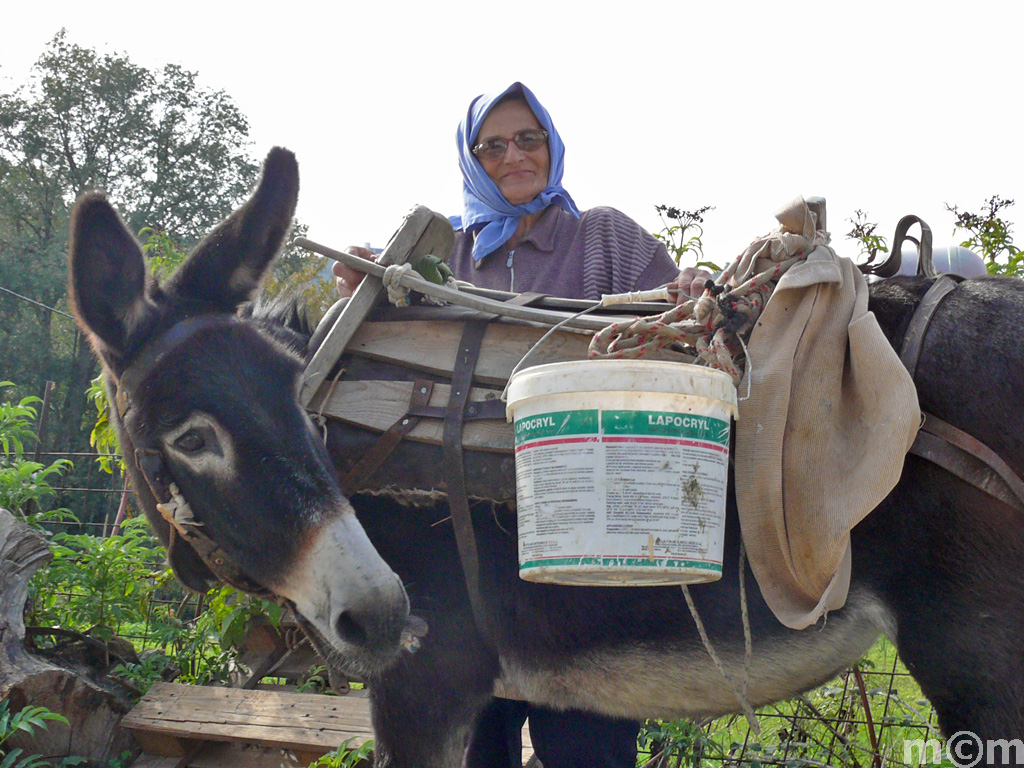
2, 1, 1022, 271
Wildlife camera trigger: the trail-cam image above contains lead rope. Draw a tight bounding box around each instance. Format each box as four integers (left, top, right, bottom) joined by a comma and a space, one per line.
680, 540, 760, 735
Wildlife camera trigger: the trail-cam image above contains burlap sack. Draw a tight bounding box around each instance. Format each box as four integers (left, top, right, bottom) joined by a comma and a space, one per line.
734, 198, 920, 629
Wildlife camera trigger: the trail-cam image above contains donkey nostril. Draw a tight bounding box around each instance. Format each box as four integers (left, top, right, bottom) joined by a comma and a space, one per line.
334, 610, 368, 646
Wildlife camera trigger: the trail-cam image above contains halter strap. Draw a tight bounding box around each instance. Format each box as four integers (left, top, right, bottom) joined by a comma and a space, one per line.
115, 315, 274, 596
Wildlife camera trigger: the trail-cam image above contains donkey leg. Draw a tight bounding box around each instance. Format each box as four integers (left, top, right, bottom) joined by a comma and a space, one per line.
895, 588, 1024, 742
367, 614, 499, 768
369, 661, 496, 768
867, 481, 1024, 744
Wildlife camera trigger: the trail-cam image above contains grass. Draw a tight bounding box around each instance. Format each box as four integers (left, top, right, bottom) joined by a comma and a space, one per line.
639, 637, 940, 767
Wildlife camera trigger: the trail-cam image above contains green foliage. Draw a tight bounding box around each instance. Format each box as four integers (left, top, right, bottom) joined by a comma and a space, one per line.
139, 227, 188, 280
306, 738, 375, 767
0, 700, 68, 768
0, 381, 73, 520
85, 376, 121, 476
946, 195, 1022, 276
0, 29, 259, 454
205, 586, 284, 654
846, 209, 889, 267
653, 204, 720, 272
28, 516, 171, 640
638, 638, 939, 767
148, 585, 284, 687
108, 652, 177, 697
0, 384, 41, 459
262, 222, 336, 322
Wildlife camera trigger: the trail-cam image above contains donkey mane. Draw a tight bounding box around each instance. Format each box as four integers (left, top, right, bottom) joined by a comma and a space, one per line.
241, 291, 316, 357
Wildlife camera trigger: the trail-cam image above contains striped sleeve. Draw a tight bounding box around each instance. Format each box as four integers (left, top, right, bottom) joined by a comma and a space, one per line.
579, 207, 678, 299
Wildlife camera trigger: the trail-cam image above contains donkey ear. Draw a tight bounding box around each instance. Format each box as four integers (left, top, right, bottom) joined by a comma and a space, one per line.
166, 147, 299, 309
68, 193, 151, 357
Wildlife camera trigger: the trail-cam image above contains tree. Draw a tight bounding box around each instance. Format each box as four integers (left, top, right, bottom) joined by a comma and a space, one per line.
0, 31, 260, 453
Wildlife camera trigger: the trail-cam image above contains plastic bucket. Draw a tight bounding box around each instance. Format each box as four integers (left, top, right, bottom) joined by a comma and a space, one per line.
505, 360, 738, 586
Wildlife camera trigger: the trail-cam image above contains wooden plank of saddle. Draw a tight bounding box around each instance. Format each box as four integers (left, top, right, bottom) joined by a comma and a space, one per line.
299, 206, 454, 408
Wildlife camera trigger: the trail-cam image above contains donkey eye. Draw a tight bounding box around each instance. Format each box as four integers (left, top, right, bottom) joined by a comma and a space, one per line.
174, 430, 206, 453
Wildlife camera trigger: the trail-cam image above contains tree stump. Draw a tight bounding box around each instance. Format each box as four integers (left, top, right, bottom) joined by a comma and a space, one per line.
0, 508, 136, 762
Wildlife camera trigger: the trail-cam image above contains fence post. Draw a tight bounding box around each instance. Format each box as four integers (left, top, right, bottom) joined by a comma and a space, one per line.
32, 380, 55, 463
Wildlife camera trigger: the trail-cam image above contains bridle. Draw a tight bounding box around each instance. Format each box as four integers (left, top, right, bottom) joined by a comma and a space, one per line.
868, 216, 1024, 513
114, 314, 275, 599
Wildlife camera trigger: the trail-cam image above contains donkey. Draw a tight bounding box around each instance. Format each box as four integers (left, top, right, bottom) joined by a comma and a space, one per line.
69, 148, 1024, 767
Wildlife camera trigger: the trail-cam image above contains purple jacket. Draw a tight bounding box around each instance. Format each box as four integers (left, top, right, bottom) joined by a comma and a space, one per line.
447, 205, 680, 301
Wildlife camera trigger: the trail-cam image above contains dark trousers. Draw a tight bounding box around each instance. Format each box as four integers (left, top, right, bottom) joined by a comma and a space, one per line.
464, 698, 640, 768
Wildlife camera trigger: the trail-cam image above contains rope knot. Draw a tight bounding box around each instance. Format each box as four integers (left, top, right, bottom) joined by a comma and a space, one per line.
383, 263, 414, 307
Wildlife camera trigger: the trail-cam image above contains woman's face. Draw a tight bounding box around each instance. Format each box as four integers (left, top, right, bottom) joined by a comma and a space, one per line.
475, 100, 550, 206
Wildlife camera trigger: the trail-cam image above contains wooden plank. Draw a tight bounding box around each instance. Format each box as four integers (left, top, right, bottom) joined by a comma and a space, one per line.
122, 683, 373, 754
311, 380, 512, 453
299, 208, 454, 407
345, 321, 593, 387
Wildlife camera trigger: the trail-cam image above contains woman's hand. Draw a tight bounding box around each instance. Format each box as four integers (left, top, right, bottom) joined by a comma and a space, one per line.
333, 245, 377, 297
671, 266, 715, 304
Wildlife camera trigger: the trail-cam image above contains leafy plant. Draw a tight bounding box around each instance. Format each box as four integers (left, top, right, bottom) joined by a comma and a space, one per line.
653, 204, 720, 272
0, 382, 74, 521
28, 516, 172, 640
946, 195, 1022, 275
139, 227, 188, 279
0, 700, 68, 768
109, 651, 178, 699
85, 376, 121, 476
0, 384, 41, 460
846, 209, 889, 267
307, 737, 374, 768
160, 585, 284, 687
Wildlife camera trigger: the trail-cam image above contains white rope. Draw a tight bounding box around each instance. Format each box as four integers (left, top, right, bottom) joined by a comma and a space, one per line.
680, 583, 761, 735
383, 263, 414, 307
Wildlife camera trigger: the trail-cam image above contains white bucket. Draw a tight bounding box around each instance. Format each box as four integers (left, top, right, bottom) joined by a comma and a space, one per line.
505, 360, 738, 586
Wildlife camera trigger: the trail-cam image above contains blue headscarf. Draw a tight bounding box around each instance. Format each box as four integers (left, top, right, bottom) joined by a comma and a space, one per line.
450, 82, 580, 262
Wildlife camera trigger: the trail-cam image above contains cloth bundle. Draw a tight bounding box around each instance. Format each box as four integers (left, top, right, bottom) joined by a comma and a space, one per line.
734, 198, 920, 629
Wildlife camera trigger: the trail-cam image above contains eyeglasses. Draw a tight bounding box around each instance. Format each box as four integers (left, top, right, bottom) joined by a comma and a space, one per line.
471, 129, 549, 161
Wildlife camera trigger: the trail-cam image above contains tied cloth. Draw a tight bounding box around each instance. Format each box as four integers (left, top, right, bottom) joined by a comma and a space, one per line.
734, 198, 920, 629
449, 81, 579, 261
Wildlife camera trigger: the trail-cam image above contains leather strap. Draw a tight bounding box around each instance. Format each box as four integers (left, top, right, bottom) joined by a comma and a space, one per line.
443, 320, 492, 639
339, 380, 435, 494
910, 415, 1024, 513
505, 291, 549, 307
898, 277, 1024, 513
899, 275, 959, 379
135, 448, 275, 598
407, 398, 506, 421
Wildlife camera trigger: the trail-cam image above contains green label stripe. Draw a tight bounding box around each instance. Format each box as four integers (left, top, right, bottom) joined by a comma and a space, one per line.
521, 556, 722, 572
514, 409, 599, 444
602, 410, 730, 446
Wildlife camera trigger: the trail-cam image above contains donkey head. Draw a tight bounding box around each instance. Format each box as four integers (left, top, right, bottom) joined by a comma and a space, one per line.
68, 148, 415, 676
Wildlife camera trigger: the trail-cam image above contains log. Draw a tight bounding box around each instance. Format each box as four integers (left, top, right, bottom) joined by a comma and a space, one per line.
0, 508, 135, 762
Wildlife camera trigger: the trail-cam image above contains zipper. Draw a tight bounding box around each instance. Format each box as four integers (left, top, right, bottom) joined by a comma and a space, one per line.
507, 249, 515, 292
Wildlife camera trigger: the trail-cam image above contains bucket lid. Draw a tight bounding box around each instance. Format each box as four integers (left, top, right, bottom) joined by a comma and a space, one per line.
506, 360, 738, 418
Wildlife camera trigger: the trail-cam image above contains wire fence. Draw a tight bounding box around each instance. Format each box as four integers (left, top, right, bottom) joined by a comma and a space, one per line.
31, 451, 942, 767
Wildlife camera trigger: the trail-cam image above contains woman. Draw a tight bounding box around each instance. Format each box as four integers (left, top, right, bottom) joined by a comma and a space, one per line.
335, 82, 704, 768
